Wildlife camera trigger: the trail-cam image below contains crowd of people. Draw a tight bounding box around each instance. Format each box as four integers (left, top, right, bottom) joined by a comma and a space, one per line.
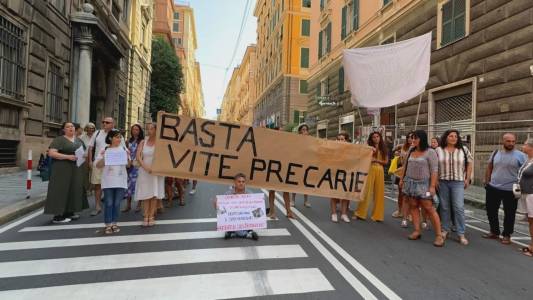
41, 118, 533, 255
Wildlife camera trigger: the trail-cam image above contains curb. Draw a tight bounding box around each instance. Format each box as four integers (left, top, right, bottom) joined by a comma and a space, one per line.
0, 196, 46, 226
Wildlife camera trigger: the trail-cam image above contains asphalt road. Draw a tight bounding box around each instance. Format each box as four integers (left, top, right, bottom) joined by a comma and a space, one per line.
0, 181, 531, 299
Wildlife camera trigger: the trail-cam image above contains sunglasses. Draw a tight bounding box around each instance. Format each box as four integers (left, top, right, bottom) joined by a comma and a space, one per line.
102, 121, 112, 124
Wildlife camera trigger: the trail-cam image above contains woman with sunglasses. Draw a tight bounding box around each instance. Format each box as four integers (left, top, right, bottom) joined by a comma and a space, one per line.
400, 130, 444, 247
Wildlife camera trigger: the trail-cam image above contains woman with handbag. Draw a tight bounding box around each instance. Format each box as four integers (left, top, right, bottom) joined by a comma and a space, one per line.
400, 130, 444, 247
123, 124, 144, 213
518, 139, 533, 257
135, 123, 165, 227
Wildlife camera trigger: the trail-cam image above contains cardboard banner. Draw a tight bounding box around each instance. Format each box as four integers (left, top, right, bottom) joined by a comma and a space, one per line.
153, 112, 373, 201
216, 193, 267, 232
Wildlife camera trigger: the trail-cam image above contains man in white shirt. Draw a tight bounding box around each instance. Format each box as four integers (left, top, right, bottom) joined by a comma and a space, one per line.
87, 117, 125, 216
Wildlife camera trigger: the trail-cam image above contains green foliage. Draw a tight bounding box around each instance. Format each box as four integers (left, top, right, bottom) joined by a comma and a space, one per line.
283, 123, 297, 133
149, 37, 184, 120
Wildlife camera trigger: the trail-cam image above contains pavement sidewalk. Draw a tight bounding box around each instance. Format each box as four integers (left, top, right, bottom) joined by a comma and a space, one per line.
0, 171, 48, 225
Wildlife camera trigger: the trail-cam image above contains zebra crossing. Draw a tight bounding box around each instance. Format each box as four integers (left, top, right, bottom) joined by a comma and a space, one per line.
0, 214, 338, 299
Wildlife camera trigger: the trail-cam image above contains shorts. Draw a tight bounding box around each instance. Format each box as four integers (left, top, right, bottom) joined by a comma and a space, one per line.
402, 177, 432, 200
520, 194, 533, 217
91, 165, 103, 185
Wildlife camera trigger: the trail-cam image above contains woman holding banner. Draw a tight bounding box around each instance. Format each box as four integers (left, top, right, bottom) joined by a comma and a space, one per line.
291, 123, 311, 208
331, 131, 352, 223
400, 130, 444, 247
135, 123, 165, 227
353, 131, 388, 222
123, 124, 144, 213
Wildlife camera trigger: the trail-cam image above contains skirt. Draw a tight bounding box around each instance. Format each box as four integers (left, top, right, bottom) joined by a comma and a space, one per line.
402, 177, 432, 200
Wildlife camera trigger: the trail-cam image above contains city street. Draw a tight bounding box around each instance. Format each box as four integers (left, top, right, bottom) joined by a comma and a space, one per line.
0, 181, 531, 299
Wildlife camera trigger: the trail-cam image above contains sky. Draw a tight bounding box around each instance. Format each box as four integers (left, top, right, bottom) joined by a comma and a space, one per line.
188, 0, 258, 119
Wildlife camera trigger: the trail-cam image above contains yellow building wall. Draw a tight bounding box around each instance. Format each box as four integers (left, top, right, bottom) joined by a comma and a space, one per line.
127, 0, 154, 128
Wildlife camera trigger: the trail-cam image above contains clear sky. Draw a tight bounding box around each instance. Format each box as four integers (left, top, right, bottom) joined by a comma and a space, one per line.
188, 0, 257, 119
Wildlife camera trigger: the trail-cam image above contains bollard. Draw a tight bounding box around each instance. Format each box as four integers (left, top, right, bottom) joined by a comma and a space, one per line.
26, 149, 32, 199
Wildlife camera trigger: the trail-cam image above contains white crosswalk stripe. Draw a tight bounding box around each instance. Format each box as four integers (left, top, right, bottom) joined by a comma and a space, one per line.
0, 218, 337, 299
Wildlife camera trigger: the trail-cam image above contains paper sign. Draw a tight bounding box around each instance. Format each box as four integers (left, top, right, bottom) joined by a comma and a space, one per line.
75, 146, 85, 167
152, 112, 373, 201
216, 193, 266, 232
104, 150, 128, 166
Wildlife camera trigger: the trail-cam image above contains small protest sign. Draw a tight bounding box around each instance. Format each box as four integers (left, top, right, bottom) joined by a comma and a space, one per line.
216, 193, 266, 232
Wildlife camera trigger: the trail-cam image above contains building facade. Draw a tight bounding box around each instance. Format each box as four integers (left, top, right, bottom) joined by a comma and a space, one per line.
308, 0, 533, 183
220, 45, 257, 125
126, 0, 153, 130
253, 0, 311, 129
173, 3, 204, 117
0, 0, 133, 169
152, 0, 175, 44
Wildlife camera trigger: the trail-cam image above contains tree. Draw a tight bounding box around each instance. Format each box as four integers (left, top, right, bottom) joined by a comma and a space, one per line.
149, 37, 184, 121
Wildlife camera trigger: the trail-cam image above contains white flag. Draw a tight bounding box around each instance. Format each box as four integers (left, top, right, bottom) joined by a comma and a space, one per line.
343, 32, 431, 108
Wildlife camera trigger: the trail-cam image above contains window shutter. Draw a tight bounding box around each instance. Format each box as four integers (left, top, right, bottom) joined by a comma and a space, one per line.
326, 23, 332, 53
338, 67, 344, 93
353, 0, 359, 31
441, 1, 453, 46
300, 48, 309, 68
318, 30, 323, 58
453, 0, 466, 40
326, 77, 330, 95
341, 6, 347, 40
320, 0, 324, 10
316, 83, 321, 98
301, 19, 310, 36
293, 110, 300, 124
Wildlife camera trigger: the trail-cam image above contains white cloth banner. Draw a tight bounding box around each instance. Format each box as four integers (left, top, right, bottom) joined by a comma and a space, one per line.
343, 32, 431, 108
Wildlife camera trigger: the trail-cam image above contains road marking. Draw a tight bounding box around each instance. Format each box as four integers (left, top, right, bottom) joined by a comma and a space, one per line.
0, 208, 43, 234
510, 236, 531, 241
20, 217, 276, 232
465, 219, 483, 223
261, 190, 380, 300
270, 191, 402, 300
0, 228, 290, 251
0, 268, 334, 299
0, 245, 307, 278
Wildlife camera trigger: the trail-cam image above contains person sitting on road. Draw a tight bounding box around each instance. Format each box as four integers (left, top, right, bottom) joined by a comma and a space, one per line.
216, 173, 259, 240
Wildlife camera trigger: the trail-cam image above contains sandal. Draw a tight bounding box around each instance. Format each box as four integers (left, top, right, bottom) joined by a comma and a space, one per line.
104, 226, 113, 235
433, 235, 445, 247
148, 217, 155, 227
141, 218, 149, 227
482, 233, 499, 239
286, 212, 297, 219
408, 232, 422, 240
500, 236, 512, 245
459, 235, 469, 246
520, 247, 533, 257
111, 224, 120, 233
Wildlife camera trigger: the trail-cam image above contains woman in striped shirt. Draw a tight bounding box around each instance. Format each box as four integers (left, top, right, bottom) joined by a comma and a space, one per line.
435, 129, 473, 245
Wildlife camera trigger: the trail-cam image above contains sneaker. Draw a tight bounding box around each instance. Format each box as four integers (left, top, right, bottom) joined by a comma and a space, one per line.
341, 214, 350, 223
268, 215, 279, 221
189, 189, 196, 195
248, 231, 259, 240
90, 209, 101, 216
52, 217, 71, 224
400, 219, 408, 228
331, 214, 338, 223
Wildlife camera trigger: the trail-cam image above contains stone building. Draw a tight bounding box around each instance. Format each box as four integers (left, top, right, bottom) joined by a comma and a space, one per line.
0, 0, 137, 169
253, 0, 311, 129
307, 0, 533, 183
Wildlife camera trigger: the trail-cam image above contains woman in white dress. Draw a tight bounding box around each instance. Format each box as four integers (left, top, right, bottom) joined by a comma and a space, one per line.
135, 123, 165, 226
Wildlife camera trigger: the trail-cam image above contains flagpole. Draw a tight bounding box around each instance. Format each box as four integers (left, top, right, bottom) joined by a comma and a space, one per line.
414, 93, 423, 130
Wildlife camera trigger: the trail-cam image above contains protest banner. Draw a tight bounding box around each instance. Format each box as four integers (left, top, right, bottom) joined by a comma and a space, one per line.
152, 112, 373, 201
216, 193, 266, 232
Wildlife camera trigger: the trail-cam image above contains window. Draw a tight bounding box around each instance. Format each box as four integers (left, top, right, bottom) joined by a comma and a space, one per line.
172, 38, 182, 48
318, 23, 331, 59
112, 1, 121, 21
383, 0, 392, 6
0, 16, 26, 100
0, 105, 19, 128
300, 48, 309, 68
342, 1, 359, 39
320, 78, 329, 96
302, 0, 311, 8
173, 22, 179, 32
50, 0, 65, 14
174, 12, 180, 20
338, 68, 344, 93
441, 0, 466, 46
320, 0, 325, 10
301, 19, 310, 36
341, 6, 347, 39
122, 0, 130, 23
299, 80, 308, 94
352, 0, 360, 31
435, 94, 472, 123
46, 62, 64, 124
